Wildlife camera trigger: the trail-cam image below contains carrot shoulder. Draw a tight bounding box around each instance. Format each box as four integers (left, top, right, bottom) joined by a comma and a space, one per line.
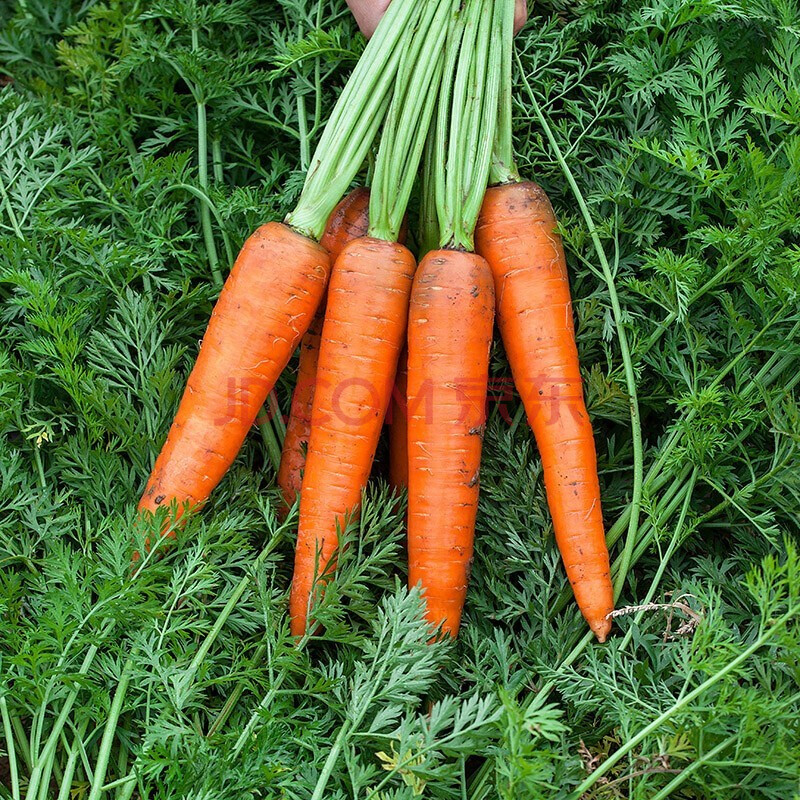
139, 222, 329, 523
475, 181, 613, 642
319, 187, 371, 258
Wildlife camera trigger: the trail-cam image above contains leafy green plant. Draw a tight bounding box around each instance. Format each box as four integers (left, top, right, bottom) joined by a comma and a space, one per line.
1, 0, 799, 798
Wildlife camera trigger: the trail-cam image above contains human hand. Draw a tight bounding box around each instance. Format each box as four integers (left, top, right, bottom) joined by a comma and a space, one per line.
346, 0, 528, 39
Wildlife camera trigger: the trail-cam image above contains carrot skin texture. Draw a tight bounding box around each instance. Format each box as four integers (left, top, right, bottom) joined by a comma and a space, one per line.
277, 189, 372, 515
388, 348, 409, 491
139, 222, 329, 522
289, 237, 416, 636
319, 187, 372, 258
474, 181, 613, 642
407, 250, 495, 638
317, 185, 405, 260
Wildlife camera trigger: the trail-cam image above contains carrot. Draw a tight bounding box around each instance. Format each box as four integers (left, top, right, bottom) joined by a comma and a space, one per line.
474, 0, 613, 641
388, 348, 408, 492
391, 119, 437, 497
278, 188, 411, 516
139, 223, 329, 522
407, 250, 494, 636
475, 183, 613, 641
289, 237, 416, 635
318, 187, 372, 258
289, 0, 453, 637
404, 0, 500, 637
275, 311, 324, 516
277, 188, 372, 516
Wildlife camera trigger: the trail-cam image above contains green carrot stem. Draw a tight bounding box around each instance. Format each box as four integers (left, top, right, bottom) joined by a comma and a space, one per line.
55, 720, 89, 800
489, 0, 520, 185
417, 128, 440, 256
0, 698, 20, 800
86, 658, 133, 800
368, 0, 452, 241
460, 16, 488, 196
433, 5, 467, 243
23, 645, 99, 800
445, 0, 480, 248
286, 0, 419, 241
460, 0, 502, 245
436, 0, 501, 250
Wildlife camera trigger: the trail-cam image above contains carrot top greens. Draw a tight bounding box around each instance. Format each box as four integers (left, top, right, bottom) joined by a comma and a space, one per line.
285, 0, 418, 241
489, 0, 521, 185
417, 128, 440, 256
2, 0, 800, 798
367, 0, 454, 242
434, 0, 502, 251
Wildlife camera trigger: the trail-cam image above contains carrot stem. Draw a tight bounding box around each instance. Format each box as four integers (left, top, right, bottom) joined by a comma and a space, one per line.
618, 468, 697, 652
490, 0, 520, 185
461, 1, 502, 243
433, 5, 466, 244
436, 0, 501, 250
417, 129, 439, 256
368, 0, 451, 242
286, 0, 419, 240
192, 26, 222, 287
460, 9, 489, 195
445, 0, 479, 248
86, 657, 133, 800
0, 697, 20, 800
258, 416, 282, 475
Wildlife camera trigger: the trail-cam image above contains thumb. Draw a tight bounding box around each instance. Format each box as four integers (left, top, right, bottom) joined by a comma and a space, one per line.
345, 0, 391, 38
348, 1, 528, 39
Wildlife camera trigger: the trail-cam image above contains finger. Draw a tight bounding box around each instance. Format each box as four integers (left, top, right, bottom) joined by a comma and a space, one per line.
349, 0, 527, 40
514, 0, 528, 34
345, 0, 391, 38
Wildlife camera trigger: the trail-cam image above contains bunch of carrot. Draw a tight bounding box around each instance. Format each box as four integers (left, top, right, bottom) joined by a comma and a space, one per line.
137, 0, 615, 643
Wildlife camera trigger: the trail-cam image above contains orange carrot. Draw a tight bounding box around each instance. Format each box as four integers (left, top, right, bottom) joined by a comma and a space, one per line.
400, 0, 500, 637
475, 181, 613, 642
275, 311, 324, 516
276, 189, 410, 516
139, 0, 423, 541
289, 238, 415, 636
406, 250, 494, 637
388, 348, 408, 492
277, 189, 372, 516
288, 0, 452, 636
139, 222, 329, 524
318, 187, 372, 258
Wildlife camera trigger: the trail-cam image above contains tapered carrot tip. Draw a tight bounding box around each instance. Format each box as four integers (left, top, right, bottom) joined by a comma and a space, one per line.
592, 617, 612, 643
406, 250, 494, 639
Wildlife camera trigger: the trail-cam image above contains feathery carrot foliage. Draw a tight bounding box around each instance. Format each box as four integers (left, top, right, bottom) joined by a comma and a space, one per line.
0, 0, 799, 798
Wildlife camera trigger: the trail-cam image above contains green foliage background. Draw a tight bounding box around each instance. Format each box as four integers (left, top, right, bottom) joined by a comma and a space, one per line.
1, 0, 799, 798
